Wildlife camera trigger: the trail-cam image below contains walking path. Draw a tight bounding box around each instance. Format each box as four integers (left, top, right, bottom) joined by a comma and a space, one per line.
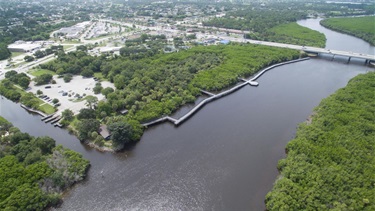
142, 57, 310, 127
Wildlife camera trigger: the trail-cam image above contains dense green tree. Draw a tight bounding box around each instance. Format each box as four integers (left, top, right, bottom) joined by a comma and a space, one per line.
24, 55, 35, 62
96, 101, 112, 118
0, 116, 13, 133
61, 109, 74, 121
266, 72, 375, 210
0, 120, 89, 210
101, 87, 114, 97
81, 69, 94, 78
108, 121, 133, 147
33, 136, 56, 155
77, 108, 96, 120
34, 50, 46, 59
4, 71, 31, 89
321, 16, 375, 45
85, 96, 98, 109
76, 45, 87, 52
93, 82, 102, 94
4, 70, 17, 79
34, 74, 53, 86
76, 119, 100, 140
52, 98, 59, 104
18, 76, 30, 89
63, 74, 73, 83
20, 93, 40, 109
0, 44, 11, 60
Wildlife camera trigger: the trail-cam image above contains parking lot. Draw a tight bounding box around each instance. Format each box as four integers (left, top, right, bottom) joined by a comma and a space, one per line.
28, 75, 115, 115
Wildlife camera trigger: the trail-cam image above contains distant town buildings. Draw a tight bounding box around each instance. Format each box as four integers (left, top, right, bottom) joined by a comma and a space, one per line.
53, 22, 91, 39
7, 41, 41, 52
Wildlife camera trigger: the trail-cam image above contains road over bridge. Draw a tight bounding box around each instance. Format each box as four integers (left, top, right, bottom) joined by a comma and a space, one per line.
243, 39, 375, 63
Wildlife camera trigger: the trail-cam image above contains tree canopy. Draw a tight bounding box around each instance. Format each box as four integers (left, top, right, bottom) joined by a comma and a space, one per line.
320, 16, 375, 45
266, 72, 375, 210
0, 117, 90, 210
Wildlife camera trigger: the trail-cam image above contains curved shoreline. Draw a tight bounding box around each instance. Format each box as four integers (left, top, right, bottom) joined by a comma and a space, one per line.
20, 103, 48, 117
320, 18, 375, 46
143, 57, 310, 127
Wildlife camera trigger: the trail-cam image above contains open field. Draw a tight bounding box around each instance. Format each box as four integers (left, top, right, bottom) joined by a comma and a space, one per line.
38, 103, 56, 114
28, 69, 57, 77
11, 52, 25, 58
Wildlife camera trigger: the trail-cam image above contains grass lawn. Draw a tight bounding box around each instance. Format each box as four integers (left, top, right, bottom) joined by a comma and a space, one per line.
29, 69, 57, 77
38, 103, 56, 115
94, 72, 106, 81
14, 86, 56, 115
11, 52, 25, 58
63, 45, 73, 50
62, 40, 82, 44
70, 95, 92, 103
14, 61, 28, 68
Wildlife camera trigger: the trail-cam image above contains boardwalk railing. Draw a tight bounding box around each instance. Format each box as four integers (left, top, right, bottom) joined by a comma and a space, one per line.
142, 58, 310, 128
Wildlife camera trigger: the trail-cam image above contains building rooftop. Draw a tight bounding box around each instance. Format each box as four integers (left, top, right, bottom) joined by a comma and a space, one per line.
99, 125, 111, 139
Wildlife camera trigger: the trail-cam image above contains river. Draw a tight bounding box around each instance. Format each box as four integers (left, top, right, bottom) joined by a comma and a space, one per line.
0, 18, 373, 210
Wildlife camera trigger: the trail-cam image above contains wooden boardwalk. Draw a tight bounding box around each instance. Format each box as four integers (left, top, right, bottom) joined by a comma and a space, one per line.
142, 58, 310, 128
200, 90, 215, 96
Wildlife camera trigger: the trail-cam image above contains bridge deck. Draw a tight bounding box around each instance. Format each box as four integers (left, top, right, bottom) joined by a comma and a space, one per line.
246, 40, 375, 61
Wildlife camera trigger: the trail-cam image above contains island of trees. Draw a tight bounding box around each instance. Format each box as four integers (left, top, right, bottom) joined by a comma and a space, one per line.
266, 71, 375, 210
0, 116, 90, 210
320, 16, 375, 46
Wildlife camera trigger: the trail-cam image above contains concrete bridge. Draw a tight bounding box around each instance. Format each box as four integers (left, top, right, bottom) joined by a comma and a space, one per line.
245, 40, 375, 63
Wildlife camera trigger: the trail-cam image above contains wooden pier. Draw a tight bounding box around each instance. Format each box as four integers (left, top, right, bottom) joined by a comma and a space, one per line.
50, 116, 62, 124
200, 90, 215, 96
45, 115, 59, 123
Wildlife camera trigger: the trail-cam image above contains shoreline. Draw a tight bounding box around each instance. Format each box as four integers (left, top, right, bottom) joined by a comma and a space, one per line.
143, 57, 310, 127
20, 103, 49, 117
8, 57, 310, 152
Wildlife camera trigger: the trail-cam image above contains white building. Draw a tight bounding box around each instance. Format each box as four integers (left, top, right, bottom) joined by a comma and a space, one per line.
7, 41, 41, 52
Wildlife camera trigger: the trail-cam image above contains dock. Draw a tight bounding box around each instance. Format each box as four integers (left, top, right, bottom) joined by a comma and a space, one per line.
200, 90, 215, 96
41, 114, 54, 121
45, 115, 59, 123
50, 116, 62, 124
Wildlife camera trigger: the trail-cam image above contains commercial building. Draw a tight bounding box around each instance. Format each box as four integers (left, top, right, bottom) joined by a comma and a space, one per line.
7, 41, 41, 52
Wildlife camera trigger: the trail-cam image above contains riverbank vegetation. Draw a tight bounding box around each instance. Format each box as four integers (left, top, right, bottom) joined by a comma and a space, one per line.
0, 116, 90, 210
320, 16, 375, 46
266, 72, 375, 210
0, 71, 56, 115
39, 44, 301, 150
267, 23, 326, 48
203, 8, 325, 47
